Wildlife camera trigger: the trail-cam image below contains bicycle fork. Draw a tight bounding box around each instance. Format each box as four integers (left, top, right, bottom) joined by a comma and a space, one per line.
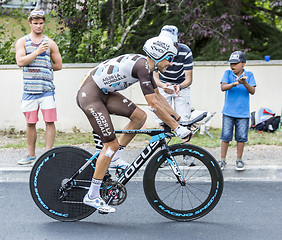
162, 145, 186, 186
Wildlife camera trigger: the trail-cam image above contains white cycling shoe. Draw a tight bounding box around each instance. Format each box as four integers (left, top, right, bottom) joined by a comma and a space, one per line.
109, 158, 129, 170
83, 195, 115, 213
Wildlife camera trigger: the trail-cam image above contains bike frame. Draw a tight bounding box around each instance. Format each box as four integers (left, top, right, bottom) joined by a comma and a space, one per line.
62, 129, 182, 191
115, 129, 168, 185
62, 112, 208, 190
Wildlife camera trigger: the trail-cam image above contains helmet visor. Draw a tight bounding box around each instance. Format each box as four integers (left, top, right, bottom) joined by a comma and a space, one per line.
164, 55, 174, 63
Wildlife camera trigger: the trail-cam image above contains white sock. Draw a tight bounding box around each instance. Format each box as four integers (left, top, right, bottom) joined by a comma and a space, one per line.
88, 178, 102, 199
111, 146, 125, 162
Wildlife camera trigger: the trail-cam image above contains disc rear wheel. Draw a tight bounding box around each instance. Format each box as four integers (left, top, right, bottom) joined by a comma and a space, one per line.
29, 146, 96, 221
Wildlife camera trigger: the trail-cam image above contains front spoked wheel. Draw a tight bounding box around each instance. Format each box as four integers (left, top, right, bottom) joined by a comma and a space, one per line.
29, 146, 96, 221
143, 143, 223, 221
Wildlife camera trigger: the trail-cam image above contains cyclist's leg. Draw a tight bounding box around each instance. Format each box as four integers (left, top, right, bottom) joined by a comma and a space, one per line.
107, 94, 146, 169
85, 132, 119, 212
119, 107, 147, 146
77, 78, 117, 143
106, 92, 147, 147
77, 80, 120, 212
94, 139, 119, 179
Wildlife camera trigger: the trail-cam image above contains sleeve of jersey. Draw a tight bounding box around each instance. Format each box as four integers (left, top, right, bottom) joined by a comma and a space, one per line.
137, 66, 156, 96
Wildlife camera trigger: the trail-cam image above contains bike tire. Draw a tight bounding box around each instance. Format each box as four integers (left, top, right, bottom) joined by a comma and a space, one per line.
143, 143, 223, 221
29, 146, 96, 221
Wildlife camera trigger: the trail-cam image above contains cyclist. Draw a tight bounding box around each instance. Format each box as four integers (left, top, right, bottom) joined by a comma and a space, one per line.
76, 36, 191, 213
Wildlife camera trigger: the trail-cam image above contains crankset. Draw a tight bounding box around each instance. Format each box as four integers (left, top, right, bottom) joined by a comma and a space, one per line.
101, 180, 127, 206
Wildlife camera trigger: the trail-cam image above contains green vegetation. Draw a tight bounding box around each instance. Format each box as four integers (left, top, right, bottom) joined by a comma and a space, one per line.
0, 128, 281, 149
1, 0, 282, 64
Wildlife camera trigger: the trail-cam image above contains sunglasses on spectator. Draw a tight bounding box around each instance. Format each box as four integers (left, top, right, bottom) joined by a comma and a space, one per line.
30, 10, 45, 16
164, 55, 174, 63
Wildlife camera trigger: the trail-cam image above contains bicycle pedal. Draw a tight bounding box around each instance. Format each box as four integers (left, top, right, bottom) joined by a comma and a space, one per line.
98, 210, 109, 215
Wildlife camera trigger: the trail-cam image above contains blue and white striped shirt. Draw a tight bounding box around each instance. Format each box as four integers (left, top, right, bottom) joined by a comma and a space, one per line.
159, 43, 193, 84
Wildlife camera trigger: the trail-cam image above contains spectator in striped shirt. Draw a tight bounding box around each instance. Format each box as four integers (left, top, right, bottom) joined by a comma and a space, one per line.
153, 25, 193, 124
15, 9, 62, 165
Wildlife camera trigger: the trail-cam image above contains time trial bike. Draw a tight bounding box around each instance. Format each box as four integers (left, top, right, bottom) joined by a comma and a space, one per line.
29, 112, 223, 222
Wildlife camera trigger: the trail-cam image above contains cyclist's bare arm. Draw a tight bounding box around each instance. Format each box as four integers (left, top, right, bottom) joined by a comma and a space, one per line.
145, 93, 179, 130
154, 87, 180, 120
135, 59, 189, 138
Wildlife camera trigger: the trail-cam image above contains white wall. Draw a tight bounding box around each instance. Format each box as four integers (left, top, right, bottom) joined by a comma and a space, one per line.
0, 60, 281, 132
191, 60, 282, 128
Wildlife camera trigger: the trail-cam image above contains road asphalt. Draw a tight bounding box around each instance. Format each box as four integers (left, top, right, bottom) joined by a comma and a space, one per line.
0, 144, 281, 182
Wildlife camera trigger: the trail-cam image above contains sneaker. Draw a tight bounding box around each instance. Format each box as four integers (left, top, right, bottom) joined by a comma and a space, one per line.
109, 158, 129, 170
236, 160, 245, 171
218, 160, 226, 171
183, 155, 196, 166
18, 155, 36, 165
83, 195, 115, 213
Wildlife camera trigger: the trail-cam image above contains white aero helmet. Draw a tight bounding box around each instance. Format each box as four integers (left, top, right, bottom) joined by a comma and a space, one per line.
143, 36, 177, 63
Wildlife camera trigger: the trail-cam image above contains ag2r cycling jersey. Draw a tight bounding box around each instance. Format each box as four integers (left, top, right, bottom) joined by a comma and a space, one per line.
86, 53, 157, 95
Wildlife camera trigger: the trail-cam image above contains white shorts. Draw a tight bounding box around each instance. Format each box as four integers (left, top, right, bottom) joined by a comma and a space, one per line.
21, 91, 57, 124
156, 86, 191, 123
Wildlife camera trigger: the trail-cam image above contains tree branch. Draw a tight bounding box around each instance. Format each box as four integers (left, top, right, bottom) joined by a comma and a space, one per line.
115, 0, 148, 51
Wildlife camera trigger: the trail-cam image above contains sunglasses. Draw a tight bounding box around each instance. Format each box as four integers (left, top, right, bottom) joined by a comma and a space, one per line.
164, 55, 174, 63
30, 10, 45, 16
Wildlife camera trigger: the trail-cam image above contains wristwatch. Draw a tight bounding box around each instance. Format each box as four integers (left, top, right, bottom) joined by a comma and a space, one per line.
179, 85, 183, 90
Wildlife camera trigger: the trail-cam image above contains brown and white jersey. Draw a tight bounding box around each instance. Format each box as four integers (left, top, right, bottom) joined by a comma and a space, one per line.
89, 54, 157, 95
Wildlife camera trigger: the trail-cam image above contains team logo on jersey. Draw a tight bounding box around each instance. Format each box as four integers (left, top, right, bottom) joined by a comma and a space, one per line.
102, 73, 126, 85
110, 82, 121, 88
